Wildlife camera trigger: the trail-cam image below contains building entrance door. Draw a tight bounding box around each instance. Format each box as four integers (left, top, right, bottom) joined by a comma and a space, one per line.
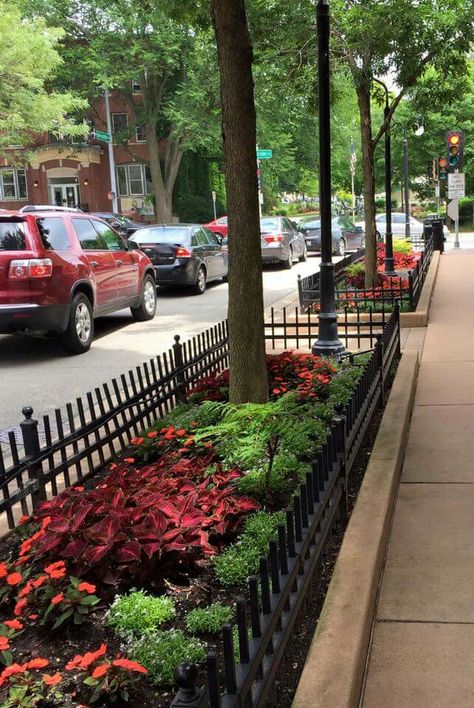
49, 183, 80, 208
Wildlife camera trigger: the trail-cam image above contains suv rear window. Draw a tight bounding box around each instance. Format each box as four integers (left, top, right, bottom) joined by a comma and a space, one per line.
0, 221, 26, 250
37, 217, 70, 251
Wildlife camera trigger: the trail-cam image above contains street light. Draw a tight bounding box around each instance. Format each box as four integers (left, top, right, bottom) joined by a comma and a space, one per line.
312, 0, 344, 357
403, 124, 424, 241
373, 78, 395, 275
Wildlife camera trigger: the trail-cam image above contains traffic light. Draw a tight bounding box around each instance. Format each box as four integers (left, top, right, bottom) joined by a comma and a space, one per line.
446, 130, 464, 171
438, 157, 448, 180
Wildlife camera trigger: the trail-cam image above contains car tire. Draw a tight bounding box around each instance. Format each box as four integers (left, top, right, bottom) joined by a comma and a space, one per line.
337, 238, 346, 257
299, 243, 308, 262
282, 247, 293, 269
61, 293, 94, 355
193, 265, 207, 295
131, 274, 157, 321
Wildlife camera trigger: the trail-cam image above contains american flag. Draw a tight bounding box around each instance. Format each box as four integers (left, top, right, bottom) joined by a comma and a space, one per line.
350, 140, 357, 176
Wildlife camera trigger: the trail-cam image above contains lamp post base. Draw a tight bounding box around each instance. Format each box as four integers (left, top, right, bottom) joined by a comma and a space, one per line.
312, 312, 345, 357
384, 257, 397, 276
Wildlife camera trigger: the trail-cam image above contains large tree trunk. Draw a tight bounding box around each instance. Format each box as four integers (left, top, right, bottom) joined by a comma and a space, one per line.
357, 85, 377, 288
211, 0, 268, 404
145, 123, 173, 222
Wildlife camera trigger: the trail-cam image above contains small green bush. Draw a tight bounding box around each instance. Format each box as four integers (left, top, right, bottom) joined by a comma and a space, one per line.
107, 591, 175, 637
392, 238, 413, 255
128, 630, 206, 686
185, 603, 234, 634
214, 510, 285, 586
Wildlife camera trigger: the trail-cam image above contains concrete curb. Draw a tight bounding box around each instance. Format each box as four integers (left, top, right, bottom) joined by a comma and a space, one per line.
292, 350, 420, 708
400, 251, 440, 328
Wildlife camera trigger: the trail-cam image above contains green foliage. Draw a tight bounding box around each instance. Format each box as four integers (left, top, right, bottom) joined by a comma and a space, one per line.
214, 511, 285, 586
128, 630, 206, 686
392, 239, 413, 256
107, 591, 175, 637
185, 603, 234, 635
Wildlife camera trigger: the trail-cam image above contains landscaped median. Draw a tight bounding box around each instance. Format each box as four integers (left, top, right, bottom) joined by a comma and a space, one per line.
0, 351, 369, 707
292, 349, 419, 708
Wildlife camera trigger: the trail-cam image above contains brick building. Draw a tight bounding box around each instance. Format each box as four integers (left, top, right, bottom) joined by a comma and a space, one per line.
0, 87, 156, 219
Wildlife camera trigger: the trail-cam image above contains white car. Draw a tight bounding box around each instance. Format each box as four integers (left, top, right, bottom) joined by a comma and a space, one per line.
374, 213, 449, 239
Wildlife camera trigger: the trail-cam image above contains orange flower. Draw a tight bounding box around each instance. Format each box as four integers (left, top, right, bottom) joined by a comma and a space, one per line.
0, 637, 10, 651
28, 614, 39, 620
14, 599, 27, 617
176, 429, 187, 437
19, 582, 33, 598
4, 619, 23, 631
14, 556, 30, 566
112, 658, 148, 674
43, 672, 62, 686
66, 644, 108, 671
92, 663, 110, 678
41, 516, 52, 529
78, 582, 96, 594
50, 593, 64, 606
0, 562, 8, 578
32, 575, 48, 589
147, 431, 158, 438
75, 486, 84, 492
28, 658, 49, 669
18, 515, 30, 524
131, 437, 144, 445
65, 654, 83, 671
44, 561, 65, 575
0, 662, 28, 686
6, 572, 22, 586
49, 568, 66, 580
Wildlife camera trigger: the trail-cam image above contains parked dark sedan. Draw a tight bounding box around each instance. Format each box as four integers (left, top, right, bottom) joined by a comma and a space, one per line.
128, 224, 228, 294
260, 216, 307, 268
91, 212, 142, 239
297, 215, 365, 256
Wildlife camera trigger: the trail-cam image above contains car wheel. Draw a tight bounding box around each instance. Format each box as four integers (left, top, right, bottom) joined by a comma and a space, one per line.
299, 243, 308, 262
282, 247, 293, 269
61, 293, 94, 355
338, 238, 346, 257
131, 274, 157, 321
193, 265, 207, 295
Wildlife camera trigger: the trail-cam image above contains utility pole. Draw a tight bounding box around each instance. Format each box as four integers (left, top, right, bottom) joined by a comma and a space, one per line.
312, 0, 344, 357
104, 84, 119, 214
374, 78, 395, 274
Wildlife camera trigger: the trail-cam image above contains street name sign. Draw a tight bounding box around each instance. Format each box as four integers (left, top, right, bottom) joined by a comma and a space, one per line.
94, 130, 111, 143
256, 149, 272, 159
448, 172, 465, 199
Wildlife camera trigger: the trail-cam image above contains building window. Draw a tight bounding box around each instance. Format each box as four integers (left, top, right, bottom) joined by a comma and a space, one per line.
0, 168, 27, 200
116, 164, 152, 197
136, 125, 146, 142
131, 78, 141, 92
112, 113, 128, 135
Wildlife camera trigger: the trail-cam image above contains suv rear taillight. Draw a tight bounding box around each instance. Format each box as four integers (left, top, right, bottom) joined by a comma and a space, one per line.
9, 259, 53, 280
176, 247, 192, 258
264, 234, 284, 244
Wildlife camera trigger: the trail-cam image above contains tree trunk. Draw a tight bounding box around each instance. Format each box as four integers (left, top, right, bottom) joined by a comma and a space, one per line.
145, 123, 173, 222
211, 0, 268, 404
357, 85, 377, 288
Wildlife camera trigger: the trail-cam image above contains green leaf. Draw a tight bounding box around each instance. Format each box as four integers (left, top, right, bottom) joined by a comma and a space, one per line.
80, 595, 100, 606
69, 576, 81, 588
52, 607, 74, 629
83, 676, 99, 686
1, 650, 12, 666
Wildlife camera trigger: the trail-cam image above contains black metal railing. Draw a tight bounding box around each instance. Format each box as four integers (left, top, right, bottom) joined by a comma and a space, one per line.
298, 237, 434, 313
170, 306, 400, 708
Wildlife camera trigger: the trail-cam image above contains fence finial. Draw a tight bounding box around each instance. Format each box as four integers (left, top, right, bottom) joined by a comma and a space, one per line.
174, 334, 181, 344
22, 406, 34, 420
170, 662, 202, 707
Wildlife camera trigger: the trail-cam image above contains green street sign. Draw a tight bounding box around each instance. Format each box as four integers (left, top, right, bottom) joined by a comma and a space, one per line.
257, 149, 272, 159
94, 130, 111, 143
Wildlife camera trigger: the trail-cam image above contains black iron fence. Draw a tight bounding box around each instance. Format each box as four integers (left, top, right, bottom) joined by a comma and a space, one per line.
298, 236, 434, 313
170, 305, 400, 708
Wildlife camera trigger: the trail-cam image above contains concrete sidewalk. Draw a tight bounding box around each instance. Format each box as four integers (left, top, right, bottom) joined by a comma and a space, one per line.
362, 247, 474, 707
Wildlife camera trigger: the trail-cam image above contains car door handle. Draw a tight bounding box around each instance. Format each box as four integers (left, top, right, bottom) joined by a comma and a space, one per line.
116, 260, 123, 267
90, 260, 99, 267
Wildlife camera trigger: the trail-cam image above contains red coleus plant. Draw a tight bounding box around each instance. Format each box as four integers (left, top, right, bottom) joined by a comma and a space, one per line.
27, 457, 258, 585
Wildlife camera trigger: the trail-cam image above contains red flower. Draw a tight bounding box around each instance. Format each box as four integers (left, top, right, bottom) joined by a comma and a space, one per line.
123, 457, 135, 463
66, 644, 107, 671
131, 437, 144, 445
14, 599, 27, 617
0, 563, 8, 579
112, 658, 148, 674
77, 582, 96, 594
0, 637, 10, 651
18, 515, 30, 524
19, 582, 33, 598
0, 662, 28, 686
32, 575, 48, 589
44, 561, 66, 575
43, 672, 62, 686
75, 486, 84, 492
41, 516, 52, 529
4, 619, 23, 631
28, 658, 49, 669
50, 593, 64, 606
92, 663, 110, 678
147, 431, 158, 438
6, 572, 22, 586
28, 614, 39, 620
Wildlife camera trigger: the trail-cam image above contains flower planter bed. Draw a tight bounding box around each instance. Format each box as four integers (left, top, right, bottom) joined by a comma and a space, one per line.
0, 351, 372, 707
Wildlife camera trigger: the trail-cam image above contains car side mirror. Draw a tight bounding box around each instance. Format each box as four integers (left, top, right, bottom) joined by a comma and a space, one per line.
128, 240, 139, 251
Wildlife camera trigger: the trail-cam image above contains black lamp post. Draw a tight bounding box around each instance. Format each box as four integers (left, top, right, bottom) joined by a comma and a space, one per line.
312, 0, 344, 357
373, 78, 395, 275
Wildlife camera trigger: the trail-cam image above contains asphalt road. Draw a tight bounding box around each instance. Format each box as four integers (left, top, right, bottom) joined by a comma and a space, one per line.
0, 255, 327, 432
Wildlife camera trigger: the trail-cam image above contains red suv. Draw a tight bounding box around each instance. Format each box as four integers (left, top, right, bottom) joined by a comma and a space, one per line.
0, 210, 157, 354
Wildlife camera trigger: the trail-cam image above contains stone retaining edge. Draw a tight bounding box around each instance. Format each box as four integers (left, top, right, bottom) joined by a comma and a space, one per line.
292, 349, 420, 708
400, 250, 440, 328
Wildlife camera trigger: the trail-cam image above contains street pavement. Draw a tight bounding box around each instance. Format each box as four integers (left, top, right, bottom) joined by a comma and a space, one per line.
0, 255, 331, 432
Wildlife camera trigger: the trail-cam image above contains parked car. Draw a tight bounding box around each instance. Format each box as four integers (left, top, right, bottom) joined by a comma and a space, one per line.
0, 210, 157, 354
260, 216, 307, 268
129, 224, 228, 294
204, 216, 228, 237
374, 213, 449, 239
297, 215, 365, 256
91, 212, 142, 239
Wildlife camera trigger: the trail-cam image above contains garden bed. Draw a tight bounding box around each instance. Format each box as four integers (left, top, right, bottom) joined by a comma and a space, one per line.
0, 351, 370, 707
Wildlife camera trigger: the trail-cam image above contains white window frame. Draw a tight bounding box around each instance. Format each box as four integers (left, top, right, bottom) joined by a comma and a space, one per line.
116, 164, 151, 197
131, 78, 141, 92
135, 125, 146, 143
0, 168, 28, 200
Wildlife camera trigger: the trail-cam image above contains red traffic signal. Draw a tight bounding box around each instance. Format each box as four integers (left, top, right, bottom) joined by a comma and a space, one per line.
438, 156, 448, 180
446, 130, 464, 170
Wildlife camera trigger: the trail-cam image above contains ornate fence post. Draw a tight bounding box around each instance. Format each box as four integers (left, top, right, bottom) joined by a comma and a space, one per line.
375, 335, 385, 406
20, 407, 46, 508
407, 270, 415, 311
172, 335, 188, 404
170, 662, 204, 707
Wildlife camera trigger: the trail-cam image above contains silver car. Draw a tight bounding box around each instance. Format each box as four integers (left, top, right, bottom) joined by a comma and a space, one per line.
260, 216, 307, 268
374, 213, 449, 239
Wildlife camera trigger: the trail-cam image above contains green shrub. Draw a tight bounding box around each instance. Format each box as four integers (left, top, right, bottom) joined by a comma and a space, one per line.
128, 630, 206, 686
107, 591, 175, 637
214, 510, 285, 586
392, 238, 413, 255
185, 603, 234, 634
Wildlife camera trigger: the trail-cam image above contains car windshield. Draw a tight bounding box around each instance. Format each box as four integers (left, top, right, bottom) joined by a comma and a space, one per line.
0, 221, 26, 250
260, 218, 280, 232
300, 219, 321, 229
133, 227, 190, 244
